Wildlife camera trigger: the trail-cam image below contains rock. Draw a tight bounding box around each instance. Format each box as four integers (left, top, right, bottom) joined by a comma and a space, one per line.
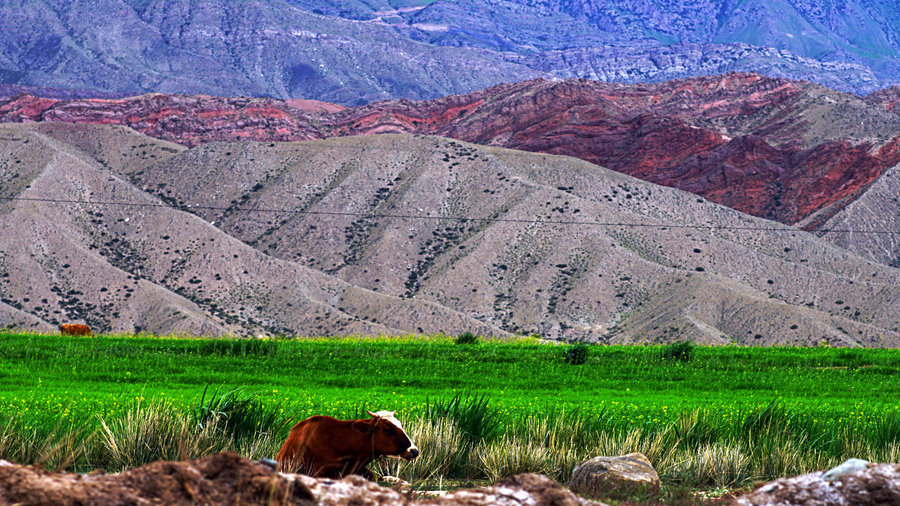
290, 474, 407, 505
568, 453, 661, 500
379, 475, 412, 490
822, 458, 869, 482
735, 462, 900, 506
258, 457, 278, 470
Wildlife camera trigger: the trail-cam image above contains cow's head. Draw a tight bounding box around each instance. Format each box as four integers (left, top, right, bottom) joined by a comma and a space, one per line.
354, 410, 419, 460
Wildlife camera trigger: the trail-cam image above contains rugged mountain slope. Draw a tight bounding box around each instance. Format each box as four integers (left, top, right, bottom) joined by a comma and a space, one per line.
815, 164, 900, 268
0, 0, 541, 105
0, 123, 502, 336
522, 43, 881, 94
6, 74, 900, 228
399, 0, 900, 88
289, 0, 900, 65
285, 0, 900, 93
1, 0, 897, 101
8, 123, 897, 344
867, 87, 900, 115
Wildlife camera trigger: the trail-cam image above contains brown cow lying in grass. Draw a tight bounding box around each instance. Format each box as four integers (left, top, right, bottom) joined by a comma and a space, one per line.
276, 410, 419, 478
59, 323, 93, 336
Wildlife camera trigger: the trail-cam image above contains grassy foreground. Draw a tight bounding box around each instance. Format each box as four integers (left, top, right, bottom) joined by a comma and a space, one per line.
0, 331, 898, 492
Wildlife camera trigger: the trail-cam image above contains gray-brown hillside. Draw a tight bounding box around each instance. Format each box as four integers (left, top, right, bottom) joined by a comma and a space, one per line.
0, 123, 501, 337
1, 122, 899, 344
816, 164, 900, 269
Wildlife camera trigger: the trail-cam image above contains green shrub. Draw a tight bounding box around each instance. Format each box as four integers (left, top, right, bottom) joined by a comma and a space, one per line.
455, 331, 478, 345
194, 386, 292, 444
661, 341, 695, 362
564, 343, 589, 365
425, 392, 500, 444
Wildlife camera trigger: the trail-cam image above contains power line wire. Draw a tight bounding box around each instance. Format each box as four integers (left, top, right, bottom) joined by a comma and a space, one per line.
2, 195, 897, 235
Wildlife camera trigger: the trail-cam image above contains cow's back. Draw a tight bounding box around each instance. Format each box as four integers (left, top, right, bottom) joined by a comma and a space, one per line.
59, 324, 92, 336
276, 415, 338, 473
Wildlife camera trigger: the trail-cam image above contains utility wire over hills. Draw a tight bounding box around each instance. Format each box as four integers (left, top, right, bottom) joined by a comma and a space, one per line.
2, 124, 899, 343
4, 195, 899, 235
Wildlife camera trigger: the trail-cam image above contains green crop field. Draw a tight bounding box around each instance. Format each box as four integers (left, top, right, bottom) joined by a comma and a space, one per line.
1, 331, 898, 495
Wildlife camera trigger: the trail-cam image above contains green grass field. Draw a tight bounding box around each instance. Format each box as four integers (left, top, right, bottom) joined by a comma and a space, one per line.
1, 331, 899, 493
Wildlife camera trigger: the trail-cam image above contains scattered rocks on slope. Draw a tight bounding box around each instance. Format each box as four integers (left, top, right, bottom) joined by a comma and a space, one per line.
735, 460, 900, 506
568, 452, 661, 500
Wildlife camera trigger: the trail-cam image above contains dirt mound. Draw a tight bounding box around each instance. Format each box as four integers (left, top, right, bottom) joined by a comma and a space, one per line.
0, 453, 605, 505
0, 452, 314, 505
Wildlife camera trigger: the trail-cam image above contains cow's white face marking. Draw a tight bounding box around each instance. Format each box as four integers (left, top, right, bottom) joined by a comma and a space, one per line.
368, 410, 418, 455
368, 410, 404, 430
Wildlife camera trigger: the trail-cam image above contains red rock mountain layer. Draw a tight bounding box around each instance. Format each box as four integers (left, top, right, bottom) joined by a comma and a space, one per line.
866, 86, 900, 115
3, 73, 899, 225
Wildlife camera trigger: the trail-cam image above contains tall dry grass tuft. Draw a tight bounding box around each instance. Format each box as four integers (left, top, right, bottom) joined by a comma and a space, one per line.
379, 416, 465, 482
477, 434, 552, 483
232, 429, 283, 461
0, 416, 94, 471
97, 398, 226, 470
745, 430, 808, 479
590, 427, 681, 474
880, 442, 900, 464
668, 443, 750, 488
516, 414, 586, 482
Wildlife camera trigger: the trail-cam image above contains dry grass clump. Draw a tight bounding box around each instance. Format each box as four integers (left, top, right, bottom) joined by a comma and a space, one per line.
98, 398, 224, 469
378, 416, 465, 482
0, 416, 94, 471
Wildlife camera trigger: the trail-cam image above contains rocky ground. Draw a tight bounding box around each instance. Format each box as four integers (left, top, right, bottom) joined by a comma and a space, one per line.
1, 452, 897, 505
0, 452, 602, 505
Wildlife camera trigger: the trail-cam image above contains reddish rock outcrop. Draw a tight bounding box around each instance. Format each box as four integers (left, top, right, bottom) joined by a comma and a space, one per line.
4, 73, 900, 225
866, 86, 900, 115
0, 93, 338, 147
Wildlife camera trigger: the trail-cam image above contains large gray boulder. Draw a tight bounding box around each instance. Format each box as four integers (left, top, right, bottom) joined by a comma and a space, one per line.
735, 460, 900, 505
568, 453, 661, 500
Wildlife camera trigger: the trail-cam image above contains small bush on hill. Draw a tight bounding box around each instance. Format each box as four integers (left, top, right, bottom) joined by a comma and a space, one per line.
564, 343, 589, 365
455, 331, 478, 345
661, 340, 695, 362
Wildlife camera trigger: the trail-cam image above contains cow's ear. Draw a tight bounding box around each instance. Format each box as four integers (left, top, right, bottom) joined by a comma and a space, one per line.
352, 420, 374, 434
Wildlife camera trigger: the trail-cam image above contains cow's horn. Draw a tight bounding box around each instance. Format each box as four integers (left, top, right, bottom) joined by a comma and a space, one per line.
367, 410, 378, 417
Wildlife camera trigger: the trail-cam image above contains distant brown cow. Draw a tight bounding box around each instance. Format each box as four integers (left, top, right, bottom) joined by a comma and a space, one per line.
276, 410, 419, 478
59, 324, 93, 336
